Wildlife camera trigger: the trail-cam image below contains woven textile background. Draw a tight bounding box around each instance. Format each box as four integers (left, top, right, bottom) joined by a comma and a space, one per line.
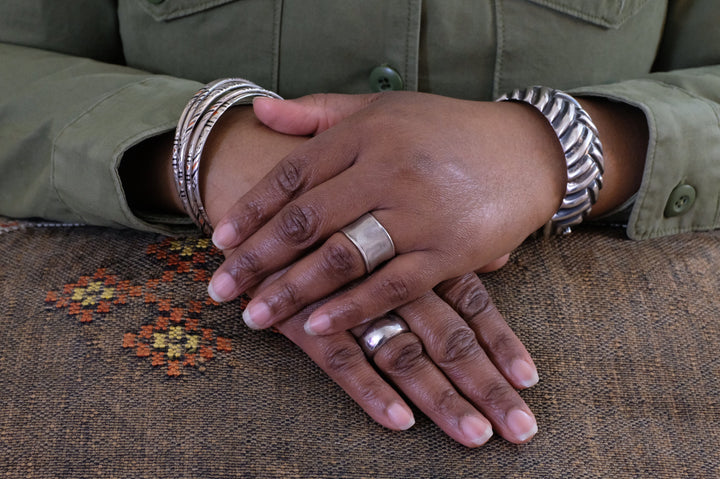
1, 221, 718, 478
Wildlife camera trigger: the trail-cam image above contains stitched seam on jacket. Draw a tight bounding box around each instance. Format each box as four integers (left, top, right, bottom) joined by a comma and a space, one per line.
138, 0, 238, 21
492, 0, 505, 99
405, 0, 410, 86
271, 0, 282, 91
524, 0, 649, 28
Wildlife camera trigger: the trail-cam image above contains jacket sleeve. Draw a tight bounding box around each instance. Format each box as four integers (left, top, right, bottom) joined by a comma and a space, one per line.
569, 0, 720, 240
571, 65, 720, 240
0, 42, 202, 234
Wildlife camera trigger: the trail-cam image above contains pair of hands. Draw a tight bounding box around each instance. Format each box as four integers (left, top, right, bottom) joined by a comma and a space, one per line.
198, 89, 649, 446
195, 93, 552, 446
207, 92, 566, 336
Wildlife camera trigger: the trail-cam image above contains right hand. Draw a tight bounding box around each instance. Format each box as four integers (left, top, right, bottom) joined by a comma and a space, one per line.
207, 92, 566, 339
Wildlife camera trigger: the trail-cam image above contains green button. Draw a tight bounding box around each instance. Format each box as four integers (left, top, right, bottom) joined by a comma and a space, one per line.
369, 65, 403, 92
664, 184, 696, 217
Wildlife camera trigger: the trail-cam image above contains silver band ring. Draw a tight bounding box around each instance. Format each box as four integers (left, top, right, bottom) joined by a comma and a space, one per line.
341, 213, 395, 273
359, 314, 411, 358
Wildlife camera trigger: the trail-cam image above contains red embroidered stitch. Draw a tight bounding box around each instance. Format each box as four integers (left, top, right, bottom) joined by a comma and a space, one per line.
167, 361, 181, 377
217, 337, 232, 353
136, 344, 150, 358
151, 351, 165, 366
122, 333, 136, 349
47, 237, 240, 378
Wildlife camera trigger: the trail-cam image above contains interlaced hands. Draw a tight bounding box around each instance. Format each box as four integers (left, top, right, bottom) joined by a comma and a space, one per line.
201, 96, 544, 446
208, 92, 563, 338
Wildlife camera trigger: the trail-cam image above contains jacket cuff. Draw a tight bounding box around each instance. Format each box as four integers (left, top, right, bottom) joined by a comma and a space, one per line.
52, 75, 202, 235
571, 68, 720, 240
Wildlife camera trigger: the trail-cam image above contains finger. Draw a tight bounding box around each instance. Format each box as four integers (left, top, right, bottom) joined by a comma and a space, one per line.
241, 200, 439, 329
211, 126, 360, 251
397, 291, 538, 444
209, 167, 379, 304
434, 273, 539, 390
304, 250, 444, 335
274, 307, 415, 431
253, 93, 382, 136
369, 330, 493, 447
475, 254, 511, 274
241, 231, 368, 329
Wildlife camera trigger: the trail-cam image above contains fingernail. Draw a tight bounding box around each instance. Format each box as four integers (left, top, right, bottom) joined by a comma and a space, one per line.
387, 403, 415, 430
243, 301, 270, 329
252, 96, 272, 105
511, 359, 539, 388
208, 272, 235, 302
212, 223, 236, 250
460, 415, 493, 446
506, 409, 537, 442
304, 313, 331, 336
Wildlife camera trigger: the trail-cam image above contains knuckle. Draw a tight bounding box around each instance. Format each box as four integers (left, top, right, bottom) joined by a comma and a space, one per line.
444, 275, 492, 319
436, 327, 480, 368
229, 250, 263, 278
353, 377, 390, 406
278, 204, 321, 246
309, 93, 329, 109
379, 275, 412, 305
434, 388, 461, 416
486, 329, 517, 354
269, 282, 303, 312
405, 150, 435, 177
275, 157, 309, 198
384, 339, 424, 376
475, 380, 516, 409
242, 199, 266, 225
310, 94, 332, 129
323, 342, 363, 374
323, 242, 360, 277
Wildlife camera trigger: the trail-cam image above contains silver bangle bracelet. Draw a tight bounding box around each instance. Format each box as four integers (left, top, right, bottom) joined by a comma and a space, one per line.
496, 86, 604, 236
172, 78, 282, 235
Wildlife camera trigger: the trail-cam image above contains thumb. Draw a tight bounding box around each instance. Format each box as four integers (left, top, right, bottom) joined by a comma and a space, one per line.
253, 93, 381, 136
475, 254, 511, 274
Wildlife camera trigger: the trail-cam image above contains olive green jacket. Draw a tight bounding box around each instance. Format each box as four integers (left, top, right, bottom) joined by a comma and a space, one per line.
1, 0, 718, 239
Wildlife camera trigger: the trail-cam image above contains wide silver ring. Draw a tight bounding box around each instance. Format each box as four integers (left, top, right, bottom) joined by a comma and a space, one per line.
340, 213, 395, 273
359, 314, 410, 358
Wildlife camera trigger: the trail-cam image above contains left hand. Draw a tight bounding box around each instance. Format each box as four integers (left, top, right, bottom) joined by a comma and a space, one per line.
208, 91, 567, 334
268, 271, 539, 447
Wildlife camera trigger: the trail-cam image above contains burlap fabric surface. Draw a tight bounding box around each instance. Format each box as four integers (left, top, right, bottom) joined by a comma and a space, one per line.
1, 221, 718, 478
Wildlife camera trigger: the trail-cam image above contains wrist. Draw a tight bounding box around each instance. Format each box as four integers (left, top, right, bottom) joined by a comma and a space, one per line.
496, 100, 567, 233
199, 106, 308, 226
120, 132, 185, 216
497, 87, 606, 235
576, 98, 647, 218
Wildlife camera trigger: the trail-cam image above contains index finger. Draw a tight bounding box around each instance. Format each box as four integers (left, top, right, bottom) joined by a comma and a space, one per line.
211, 123, 360, 251
273, 303, 416, 432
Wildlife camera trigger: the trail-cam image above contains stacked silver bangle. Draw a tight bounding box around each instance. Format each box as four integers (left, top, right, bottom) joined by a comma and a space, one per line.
496, 86, 604, 236
172, 78, 282, 235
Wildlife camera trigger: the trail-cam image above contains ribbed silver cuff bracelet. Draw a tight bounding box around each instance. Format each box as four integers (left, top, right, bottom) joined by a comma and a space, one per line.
172, 78, 282, 235
496, 86, 604, 235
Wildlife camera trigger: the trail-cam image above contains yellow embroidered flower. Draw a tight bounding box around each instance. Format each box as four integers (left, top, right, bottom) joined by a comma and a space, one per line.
185, 334, 200, 353
153, 333, 168, 349
169, 325, 183, 340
